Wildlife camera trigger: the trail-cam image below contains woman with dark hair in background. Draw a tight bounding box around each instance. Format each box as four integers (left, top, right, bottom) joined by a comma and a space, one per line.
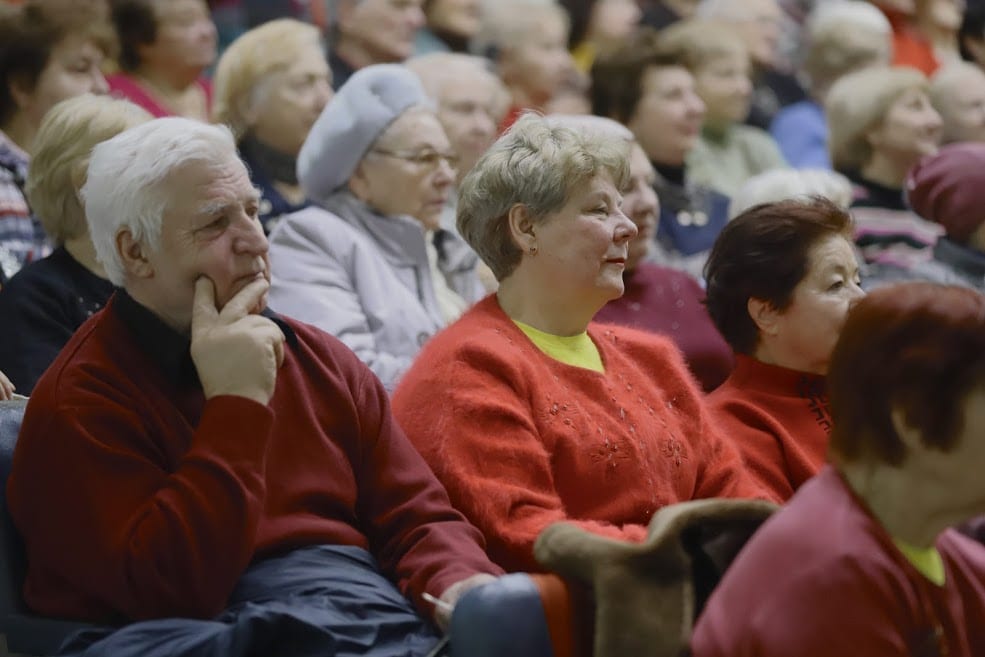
704, 197, 864, 501
107, 0, 217, 119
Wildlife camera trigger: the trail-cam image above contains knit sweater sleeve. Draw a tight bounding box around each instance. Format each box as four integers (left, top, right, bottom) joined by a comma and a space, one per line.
8, 389, 274, 621
344, 357, 503, 618
708, 395, 796, 502
393, 337, 649, 573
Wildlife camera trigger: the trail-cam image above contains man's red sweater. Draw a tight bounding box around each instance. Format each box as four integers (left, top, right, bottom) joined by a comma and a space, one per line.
392, 295, 768, 573
7, 292, 500, 623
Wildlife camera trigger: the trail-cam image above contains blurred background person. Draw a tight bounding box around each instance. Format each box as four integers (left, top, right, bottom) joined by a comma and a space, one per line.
0, 0, 113, 280
693, 282, 985, 657
871, 0, 939, 75
929, 60, 985, 143
268, 64, 483, 391
413, 0, 481, 54
591, 29, 728, 280
913, 0, 965, 67
560, 0, 642, 73
728, 168, 854, 218
212, 18, 333, 234
771, 1, 892, 169
641, 0, 699, 29
477, 0, 576, 129
697, 0, 807, 131
905, 142, 985, 291
571, 115, 733, 392
959, 0, 985, 67
323, 0, 425, 89
406, 52, 506, 290
660, 19, 788, 199
0, 95, 149, 395
107, 0, 217, 119
704, 198, 864, 502
392, 113, 767, 572
827, 65, 941, 211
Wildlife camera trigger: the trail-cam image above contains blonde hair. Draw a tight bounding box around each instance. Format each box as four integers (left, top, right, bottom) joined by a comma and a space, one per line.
802, 1, 892, 94
212, 18, 324, 138
729, 168, 853, 219
476, 0, 569, 54
26, 94, 151, 244
457, 111, 630, 280
655, 19, 748, 72
826, 66, 928, 171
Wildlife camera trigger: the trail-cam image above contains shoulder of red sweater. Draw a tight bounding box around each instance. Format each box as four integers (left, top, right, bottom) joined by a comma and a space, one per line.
589, 321, 683, 361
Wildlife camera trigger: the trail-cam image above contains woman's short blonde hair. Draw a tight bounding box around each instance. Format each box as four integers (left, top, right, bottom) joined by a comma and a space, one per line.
801, 1, 891, 94
26, 94, 151, 244
654, 19, 747, 72
826, 66, 928, 171
457, 111, 631, 281
212, 18, 324, 138
475, 0, 569, 54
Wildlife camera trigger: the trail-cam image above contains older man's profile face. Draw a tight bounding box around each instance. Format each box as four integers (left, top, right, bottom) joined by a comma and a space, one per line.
140, 154, 268, 330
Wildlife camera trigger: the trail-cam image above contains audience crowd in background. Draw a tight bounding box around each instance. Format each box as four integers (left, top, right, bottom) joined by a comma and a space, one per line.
0, 0, 983, 655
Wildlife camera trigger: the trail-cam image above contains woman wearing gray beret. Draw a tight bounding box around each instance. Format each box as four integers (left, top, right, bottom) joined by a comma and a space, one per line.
267, 64, 485, 391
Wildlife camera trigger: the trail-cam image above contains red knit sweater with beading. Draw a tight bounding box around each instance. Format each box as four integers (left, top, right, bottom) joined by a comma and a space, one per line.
392, 295, 768, 573
707, 355, 832, 502
7, 293, 499, 623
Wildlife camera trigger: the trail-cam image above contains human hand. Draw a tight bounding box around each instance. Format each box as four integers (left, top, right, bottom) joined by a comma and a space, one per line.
433, 573, 498, 631
190, 277, 285, 406
0, 369, 14, 400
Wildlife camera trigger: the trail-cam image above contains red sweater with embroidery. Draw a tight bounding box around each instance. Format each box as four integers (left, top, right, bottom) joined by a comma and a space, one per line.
692, 466, 985, 657
7, 294, 500, 623
707, 355, 831, 502
391, 295, 768, 572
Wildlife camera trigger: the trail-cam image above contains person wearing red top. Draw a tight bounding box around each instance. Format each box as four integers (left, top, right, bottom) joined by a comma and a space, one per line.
692, 282, 985, 656
106, 0, 216, 120
6, 117, 500, 655
703, 198, 864, 501
392, 114, 768, 573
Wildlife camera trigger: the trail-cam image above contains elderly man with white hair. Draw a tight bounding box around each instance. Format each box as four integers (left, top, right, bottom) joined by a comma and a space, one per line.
6, 116, 500, 657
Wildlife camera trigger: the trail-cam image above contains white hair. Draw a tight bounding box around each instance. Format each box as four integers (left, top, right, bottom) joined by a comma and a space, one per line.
729, 168, 853, 219
806, 0, 891, 37
545, 114, 635, 142
82, 118, 239, 286
697, 0, 766, 20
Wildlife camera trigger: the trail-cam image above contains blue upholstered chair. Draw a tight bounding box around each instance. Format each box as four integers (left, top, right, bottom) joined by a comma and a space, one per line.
0, 400, 93, 655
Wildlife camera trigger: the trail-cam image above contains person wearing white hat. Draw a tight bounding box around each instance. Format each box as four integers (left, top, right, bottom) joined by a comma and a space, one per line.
267, 63, 485, 392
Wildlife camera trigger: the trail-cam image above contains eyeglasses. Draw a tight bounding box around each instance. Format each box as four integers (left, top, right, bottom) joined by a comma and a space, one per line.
370, 148, 460, 171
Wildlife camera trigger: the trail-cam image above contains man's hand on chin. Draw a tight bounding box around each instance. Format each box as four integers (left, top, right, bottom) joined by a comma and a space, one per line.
190, 276, 285, 406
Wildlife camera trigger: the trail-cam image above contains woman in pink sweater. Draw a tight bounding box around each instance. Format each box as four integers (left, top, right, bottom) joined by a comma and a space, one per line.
391, 112, 767, 573
704, 198, 865, 501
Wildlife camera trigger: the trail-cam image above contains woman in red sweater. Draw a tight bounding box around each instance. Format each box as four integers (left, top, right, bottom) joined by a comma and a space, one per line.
391, 112, 767, 573
703, 198, 865, 501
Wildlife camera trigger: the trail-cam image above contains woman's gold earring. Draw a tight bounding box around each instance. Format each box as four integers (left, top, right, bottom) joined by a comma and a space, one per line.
529, 245, 538, 256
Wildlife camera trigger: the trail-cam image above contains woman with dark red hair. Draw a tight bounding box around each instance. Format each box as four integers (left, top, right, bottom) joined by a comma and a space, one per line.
693, 281, 985, 657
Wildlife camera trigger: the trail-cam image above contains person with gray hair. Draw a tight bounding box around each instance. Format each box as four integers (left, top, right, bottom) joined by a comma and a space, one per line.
770, 0, 892, 168
7, 115, 502, 656
0, 94, 150, 395
391, 112, 767, 573
268, 63, 484, 391
324, 0, 426, 89
929, 59, 985, 144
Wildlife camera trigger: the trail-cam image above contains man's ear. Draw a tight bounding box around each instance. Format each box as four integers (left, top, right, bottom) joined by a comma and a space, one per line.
116, 229, 153, 279
747, 297, 780, 337
506, 203, 538, 255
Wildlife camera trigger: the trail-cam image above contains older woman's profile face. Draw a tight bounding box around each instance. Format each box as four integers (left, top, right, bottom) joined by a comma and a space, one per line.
530, 172, 637, 303
623, 143, 658, 271
866, 88, 942, 164
354, 110, 456, 229
20, 35, 108, 127
693, 54, 753, 128
766, 234, 863, 375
